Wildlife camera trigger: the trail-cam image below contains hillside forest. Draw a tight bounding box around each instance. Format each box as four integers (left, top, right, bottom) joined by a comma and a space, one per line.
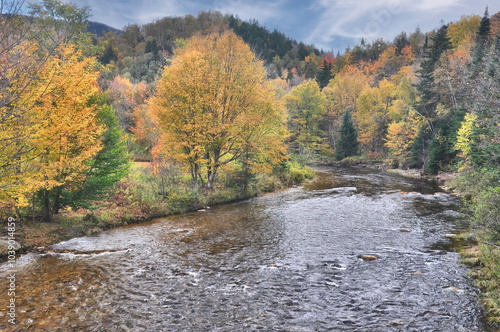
1, 0, 500, 318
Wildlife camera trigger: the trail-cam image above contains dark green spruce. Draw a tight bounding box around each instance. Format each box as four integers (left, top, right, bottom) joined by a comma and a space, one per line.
335, 110, 359, 161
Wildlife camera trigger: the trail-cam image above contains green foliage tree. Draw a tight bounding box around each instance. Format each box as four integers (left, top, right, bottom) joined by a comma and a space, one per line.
335, 110, 359, 160
469, 29, 500, 167
60, 99, 130, 210
316, 54, 335, 89
284, 81, 326, 154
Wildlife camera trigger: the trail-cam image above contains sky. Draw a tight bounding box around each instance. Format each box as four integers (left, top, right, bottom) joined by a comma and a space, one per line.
73, 0, 500, 53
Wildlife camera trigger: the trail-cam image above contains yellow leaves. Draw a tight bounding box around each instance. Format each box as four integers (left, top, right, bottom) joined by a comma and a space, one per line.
0, 43, 104, 208
385, 113, 421, 165
455, 112, 477, 170
447, 15, 481, 48
150, 31, 286, 185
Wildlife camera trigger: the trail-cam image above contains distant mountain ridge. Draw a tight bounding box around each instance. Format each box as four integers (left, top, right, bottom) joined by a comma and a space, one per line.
86, 21, 121, 37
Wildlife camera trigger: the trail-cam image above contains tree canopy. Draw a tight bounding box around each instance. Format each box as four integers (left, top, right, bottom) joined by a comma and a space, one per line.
149, 31, 287, 189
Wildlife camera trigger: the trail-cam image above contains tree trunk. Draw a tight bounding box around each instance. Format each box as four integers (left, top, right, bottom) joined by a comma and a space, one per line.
43, 189, 51, 222
206, 167, 217, 190
51, 187, 61, 216
191, 164, 199, 190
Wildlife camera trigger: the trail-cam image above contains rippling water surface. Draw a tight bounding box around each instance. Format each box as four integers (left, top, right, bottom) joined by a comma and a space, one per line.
0, 166, 488, 331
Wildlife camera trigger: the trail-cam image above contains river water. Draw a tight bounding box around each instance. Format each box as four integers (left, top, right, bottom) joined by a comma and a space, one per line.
0, 166, 488, 331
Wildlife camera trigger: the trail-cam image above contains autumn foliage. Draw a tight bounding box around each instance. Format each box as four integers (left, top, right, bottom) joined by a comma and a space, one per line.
1, 44, 104, 213
148, 31, 287, 189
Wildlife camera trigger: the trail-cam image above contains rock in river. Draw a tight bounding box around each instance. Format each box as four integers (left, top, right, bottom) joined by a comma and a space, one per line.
359, 254, 378, 261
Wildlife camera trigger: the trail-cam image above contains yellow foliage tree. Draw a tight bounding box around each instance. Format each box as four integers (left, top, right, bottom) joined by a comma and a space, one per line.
322, 65, 371, 149
0, 44, 104, 220
454, 112, 477, 170
385, 113, 422, 167
356, 82, 393, 153
149, 31, 287, 189
447, 15, 481, 48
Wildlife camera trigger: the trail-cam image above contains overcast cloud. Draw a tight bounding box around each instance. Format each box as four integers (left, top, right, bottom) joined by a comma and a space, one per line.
73, 0, 499, 52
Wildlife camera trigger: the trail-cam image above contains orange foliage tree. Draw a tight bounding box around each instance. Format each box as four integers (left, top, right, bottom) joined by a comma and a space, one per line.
149, 31, 287, 189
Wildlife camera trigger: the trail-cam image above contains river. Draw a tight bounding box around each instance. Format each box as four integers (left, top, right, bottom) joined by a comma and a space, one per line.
0, 166, 488, 331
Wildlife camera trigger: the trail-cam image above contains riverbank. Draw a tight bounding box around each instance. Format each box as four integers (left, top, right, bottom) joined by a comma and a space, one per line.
435, 170, 500, 327
460, 242, 500, 325
0, 161, 314, 261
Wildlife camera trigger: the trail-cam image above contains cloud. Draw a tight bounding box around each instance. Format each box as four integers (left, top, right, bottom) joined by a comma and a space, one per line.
77, 0, 186, 28
304, 0, 486, 51
212, 0, 286, 24
73, 0, 500, 52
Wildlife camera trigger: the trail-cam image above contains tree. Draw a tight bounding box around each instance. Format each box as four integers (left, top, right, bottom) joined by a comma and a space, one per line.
322, 65, 371, 150
385, 114, 421, 167
0, 0, 91, 200
335, 110, 359, 160
60, 99, 130, 210
284, 80, 326, 154
468, 29, 500, 167
0, 44, 105, 220
412, 24, 452, 169
316, 53, 335, 89
471, 7, 492, 77
149, 31, 287, 190
447, 15, 481, 48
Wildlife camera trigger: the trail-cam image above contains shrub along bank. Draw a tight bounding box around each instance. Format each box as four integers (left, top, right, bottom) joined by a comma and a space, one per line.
0, 161, 314, 259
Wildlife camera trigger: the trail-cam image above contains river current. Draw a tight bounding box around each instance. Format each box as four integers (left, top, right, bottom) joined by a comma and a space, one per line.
0, 166, 488, 331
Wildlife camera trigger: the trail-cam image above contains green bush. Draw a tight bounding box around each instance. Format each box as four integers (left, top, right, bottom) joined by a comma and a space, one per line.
338, 155, 365, 165
288, 162, 315, 184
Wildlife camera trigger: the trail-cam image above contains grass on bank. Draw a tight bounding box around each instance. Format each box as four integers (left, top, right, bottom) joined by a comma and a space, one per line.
3, 160, 314, 252
448, 169, 500, 325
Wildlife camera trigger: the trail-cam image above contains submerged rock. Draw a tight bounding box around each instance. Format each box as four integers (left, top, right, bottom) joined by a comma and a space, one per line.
359, 254, 378, 261
443, 286, 464, 294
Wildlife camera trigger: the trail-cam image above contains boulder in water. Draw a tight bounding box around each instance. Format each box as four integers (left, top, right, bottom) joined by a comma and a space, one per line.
359, 254, 378, 261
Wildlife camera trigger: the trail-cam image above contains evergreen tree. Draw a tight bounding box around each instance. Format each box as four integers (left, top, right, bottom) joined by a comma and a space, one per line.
471, 7, 492, 77
394, 32, 410, 55
59, 99, 130, 210
478, 6, 491, 39
412, 24, 451, 169
316, 58, 334, 89
470, 29, 500, 167
335, 110, 359, 160
410, 125, 431, 169
99, 43, 117, 65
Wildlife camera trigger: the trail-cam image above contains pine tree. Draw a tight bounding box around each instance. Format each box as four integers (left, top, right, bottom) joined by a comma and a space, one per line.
478, 7, 491, 39
471, 7, 492, 77
469, 29, 500, 167
412, 24, 451, 169
61, 100, 130, 210
335, 110, 359, 160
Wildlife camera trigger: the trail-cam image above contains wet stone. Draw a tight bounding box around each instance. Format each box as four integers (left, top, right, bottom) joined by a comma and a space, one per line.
359, 255, 378, 261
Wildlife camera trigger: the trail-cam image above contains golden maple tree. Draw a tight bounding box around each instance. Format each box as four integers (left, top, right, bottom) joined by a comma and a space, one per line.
0, 43, 104, 219
149, 31, 287, 189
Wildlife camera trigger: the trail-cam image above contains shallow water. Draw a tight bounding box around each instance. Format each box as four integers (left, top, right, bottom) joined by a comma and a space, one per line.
0, 166, 487, 331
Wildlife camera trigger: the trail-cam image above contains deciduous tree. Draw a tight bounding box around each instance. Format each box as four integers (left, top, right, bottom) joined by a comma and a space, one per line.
149, 31, 287, 189
284, 80, 326, 155
0, 44, 105, 221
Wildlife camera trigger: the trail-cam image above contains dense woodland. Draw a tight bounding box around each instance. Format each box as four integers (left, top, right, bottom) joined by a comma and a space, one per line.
1, 0, 500, 321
